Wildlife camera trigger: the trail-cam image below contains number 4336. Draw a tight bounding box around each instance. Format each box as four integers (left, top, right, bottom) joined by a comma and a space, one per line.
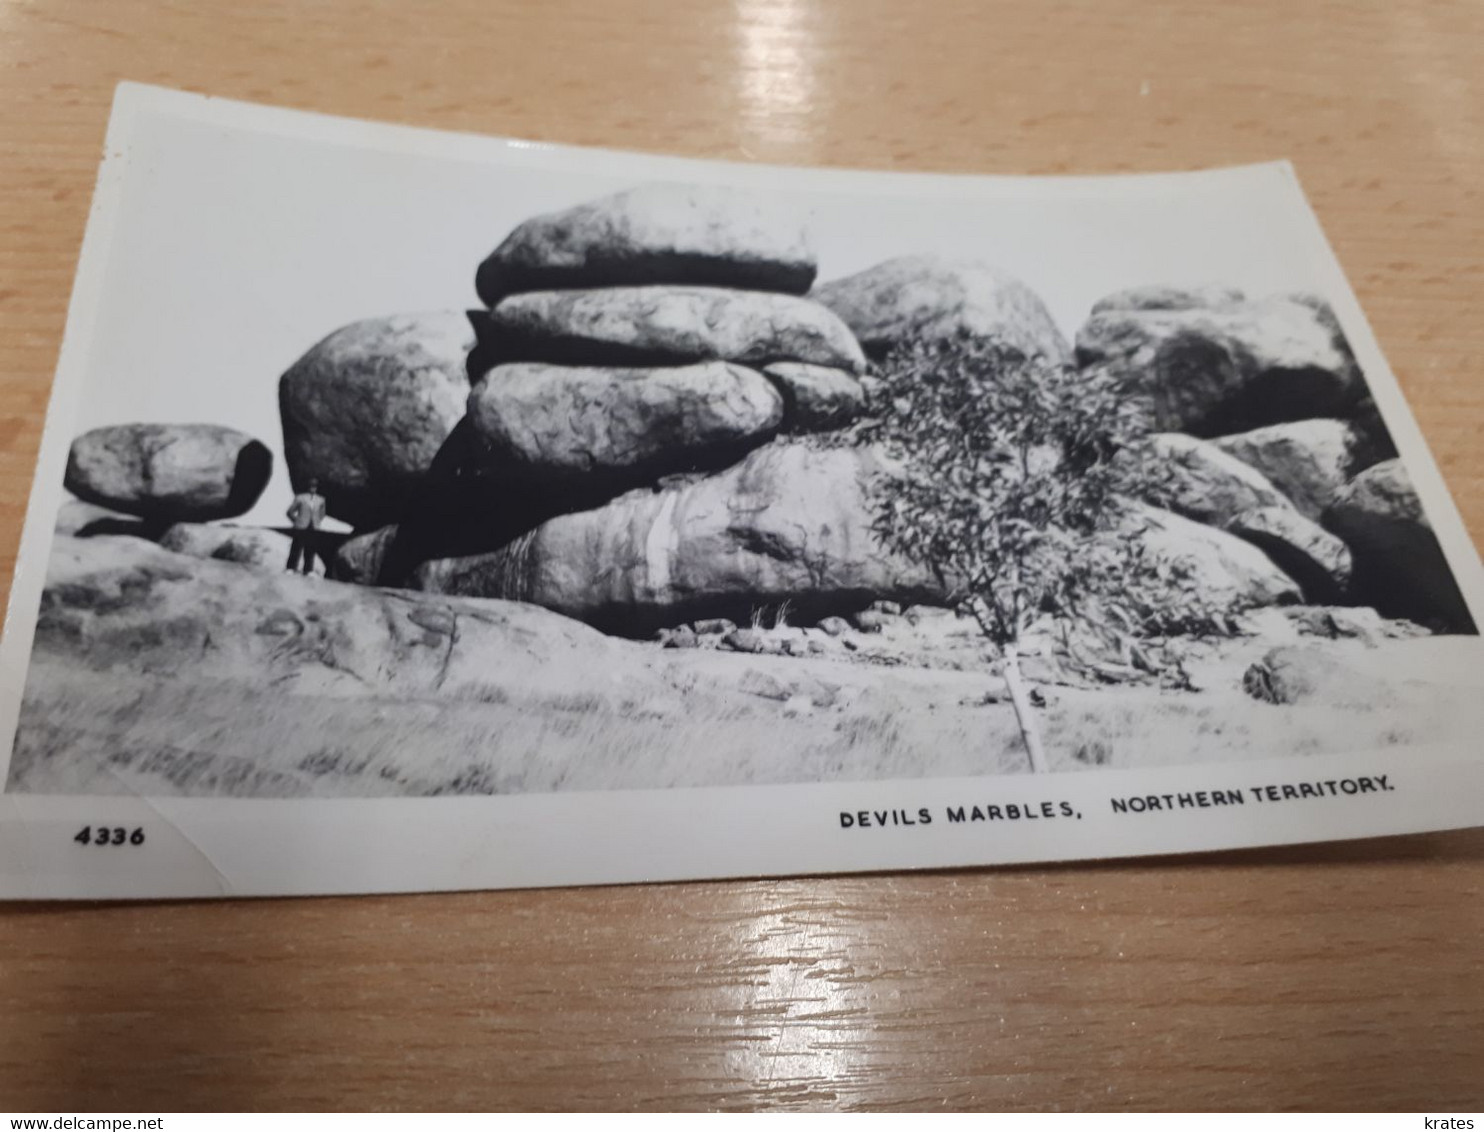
74, 825, 145, 846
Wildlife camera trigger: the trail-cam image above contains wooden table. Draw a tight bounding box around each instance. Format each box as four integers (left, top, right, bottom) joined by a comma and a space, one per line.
2, 0, 1481, 1111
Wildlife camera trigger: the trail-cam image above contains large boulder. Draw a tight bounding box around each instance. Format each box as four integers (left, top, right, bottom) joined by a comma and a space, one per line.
1074, 294, 1364, 435
480, 286, 865, 374
1125, 432, 1295, 527
761, 363, 867, 432
332, 524, 403, 586
1322, 460, 1476, 631
812, 256, 1070, 363
1131, 505, 1303, 610
21, 534, 629, 702
64, 424, 271, 523
157, 523, 298, 571
278, 312, 475, 530
1224, 506, 1352, 604
411, 442, 948, 635
1212, 419, 1366, 520
1091, 285, 1245, 315
466, 360, 783, 497
10, 536, 658, 796
475, 183, 815, 305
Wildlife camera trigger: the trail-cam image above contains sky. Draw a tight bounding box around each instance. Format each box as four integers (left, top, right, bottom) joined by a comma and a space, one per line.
69, 100, 1348, 529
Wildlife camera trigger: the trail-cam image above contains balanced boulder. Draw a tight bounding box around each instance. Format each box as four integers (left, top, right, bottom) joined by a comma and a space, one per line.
475, 183, 815, 305
278, 312, 475, 530
762, 363, 867, 432
1124, 432, 1295, 527
411, 442, 947, 635
1075, 294, 1363, 435
1224, 505, 1352, 603
480, 285, 866, 373
1212, 419, 1365, 520
65, 423, 271, 523
466, 360, 783, 493
1091, 284, 1245, 315
813, 255, 1070, 363
1323, 459, 1476, 631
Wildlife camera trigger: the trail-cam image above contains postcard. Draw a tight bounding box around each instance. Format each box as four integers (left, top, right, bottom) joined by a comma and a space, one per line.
0, 83, 1480, 899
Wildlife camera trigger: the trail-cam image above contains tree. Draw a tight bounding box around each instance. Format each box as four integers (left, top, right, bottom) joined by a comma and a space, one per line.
851, 330, 1238, 772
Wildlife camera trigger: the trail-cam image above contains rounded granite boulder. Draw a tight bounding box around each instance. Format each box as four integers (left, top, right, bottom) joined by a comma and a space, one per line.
480, 285, 866, 374
475, 183, 816, 305
64, 423, 272, 523
278, 311, 476, 530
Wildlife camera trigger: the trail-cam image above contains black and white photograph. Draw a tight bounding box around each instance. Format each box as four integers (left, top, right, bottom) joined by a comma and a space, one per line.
1, 84, 1481, 898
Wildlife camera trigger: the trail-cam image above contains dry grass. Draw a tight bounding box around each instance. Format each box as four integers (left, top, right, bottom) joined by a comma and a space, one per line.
10, 635, 1483, 798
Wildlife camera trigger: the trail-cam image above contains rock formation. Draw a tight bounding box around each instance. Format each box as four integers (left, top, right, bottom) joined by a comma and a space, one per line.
1074, 294, 1364, 435
475, 182, 816, 304
278, 311, 476, 529
411, 442, 949, 635
1126, 432, 1296, 527
465, 360, 784, 494
813, 255, 1071, 363
1223, 506, 1352, 604
158, 522, 296, 570
761, 363, 867, 433
32, 534, 629, 701
65, 423, 272, 523
58, 185, 1473, 665
1212, 419, 1368, 520
1129, 505, 1304, 610
1323, 459, 1476, 631
480, 286, 865, 373
1090, 284, 1246, 315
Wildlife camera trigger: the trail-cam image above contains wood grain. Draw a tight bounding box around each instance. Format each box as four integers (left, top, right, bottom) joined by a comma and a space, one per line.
1, 0, 1482, 1111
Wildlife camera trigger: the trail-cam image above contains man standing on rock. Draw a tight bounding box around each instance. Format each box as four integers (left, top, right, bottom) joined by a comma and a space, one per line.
286, 478, 327, 576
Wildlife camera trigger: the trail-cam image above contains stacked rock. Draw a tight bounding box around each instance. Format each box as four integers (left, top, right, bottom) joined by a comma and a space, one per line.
464, 183, 869, 504
263, 186, 1472, 639
401, 196, 1142, 634
1075, 285, 1474, 631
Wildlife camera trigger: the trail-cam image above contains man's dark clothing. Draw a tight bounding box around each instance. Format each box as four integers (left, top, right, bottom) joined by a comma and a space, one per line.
286, 490, 327, 576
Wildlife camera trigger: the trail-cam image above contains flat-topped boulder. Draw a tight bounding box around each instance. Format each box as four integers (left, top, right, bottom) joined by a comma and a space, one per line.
65, 423, 271, 523
480, 285, 866, 374
475, 183, 815, 304
467, 360, 783, 496
1323, 459, 1476, 631
812, 255, 1070, 363
278, 311, 475, 530
1075, 294, 1364, 435
412, 442, 947, 635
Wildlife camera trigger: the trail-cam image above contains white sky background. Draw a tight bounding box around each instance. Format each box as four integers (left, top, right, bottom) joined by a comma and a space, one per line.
74, 106, 1340, 529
